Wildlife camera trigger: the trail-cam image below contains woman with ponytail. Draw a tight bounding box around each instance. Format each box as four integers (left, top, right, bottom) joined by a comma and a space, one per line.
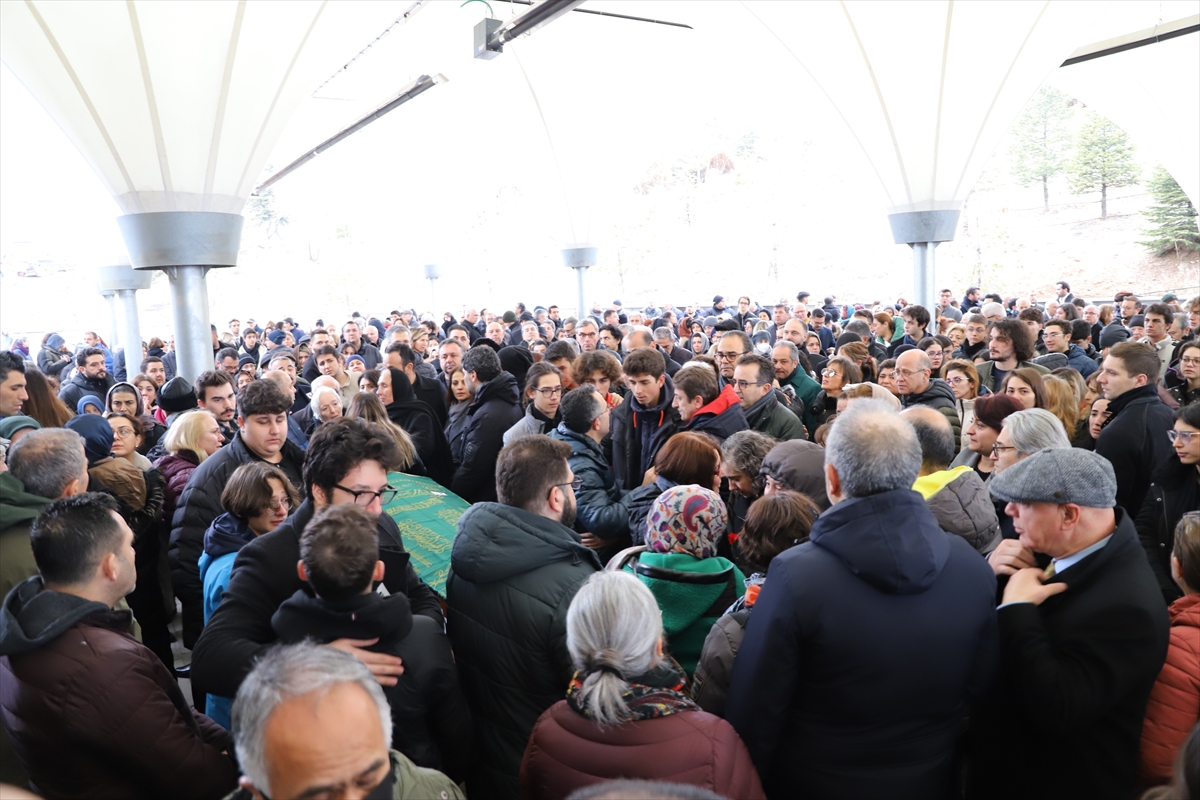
519, 571, 764, 799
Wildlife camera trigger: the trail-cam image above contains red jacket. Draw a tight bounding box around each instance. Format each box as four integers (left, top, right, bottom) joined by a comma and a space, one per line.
519, 699, 764, 800
1139, 593, 1200, 785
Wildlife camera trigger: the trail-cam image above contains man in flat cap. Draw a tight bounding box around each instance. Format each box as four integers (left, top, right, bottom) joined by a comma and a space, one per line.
968, 449, 1169, 800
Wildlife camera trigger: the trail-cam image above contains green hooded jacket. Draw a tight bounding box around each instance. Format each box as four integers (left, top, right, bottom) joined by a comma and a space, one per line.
0, 472, 52, 600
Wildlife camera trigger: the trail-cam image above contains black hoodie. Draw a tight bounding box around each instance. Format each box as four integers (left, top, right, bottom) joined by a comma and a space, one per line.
272, 590, 473, 783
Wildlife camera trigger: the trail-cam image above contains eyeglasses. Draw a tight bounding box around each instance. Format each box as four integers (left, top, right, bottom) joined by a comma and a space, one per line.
1181, 357, 1200, 366
110, 427, 136, 439
896, 368, 927, 378
945, 376, 969, 386
267, 497, 292, 512
1168, 431, 1198, 444
533, 386, 564, 397
553, 478, 584, 494
333, 484, 397, 507
991, 443, 1016, 455
731, 379, 768, 390
715, 351, 744, 361
821, 369, 841, 378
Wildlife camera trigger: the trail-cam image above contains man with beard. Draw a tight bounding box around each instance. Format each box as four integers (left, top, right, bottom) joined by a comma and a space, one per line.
446, 436, 601, 800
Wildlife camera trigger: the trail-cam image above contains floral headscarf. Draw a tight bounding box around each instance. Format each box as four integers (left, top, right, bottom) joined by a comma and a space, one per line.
644, 485, 728, 559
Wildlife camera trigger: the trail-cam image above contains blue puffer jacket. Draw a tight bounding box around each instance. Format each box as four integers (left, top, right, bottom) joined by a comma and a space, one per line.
1064, 343, 1099, 378
549, 425, 632, 551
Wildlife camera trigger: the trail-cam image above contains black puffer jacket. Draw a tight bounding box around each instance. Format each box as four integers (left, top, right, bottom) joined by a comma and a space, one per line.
1135, 458, 1199, 605
272, 590, 473, 783
609, 375, 680, 491
190, 498, 442, 699
901, 378, 963, 446
168, 434, 305, 648
450, 373, 523, 503
57, 371, 116, 411
446, 502, 601, 800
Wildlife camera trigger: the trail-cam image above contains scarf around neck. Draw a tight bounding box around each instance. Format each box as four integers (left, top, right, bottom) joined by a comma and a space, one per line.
566, 659, 698, 722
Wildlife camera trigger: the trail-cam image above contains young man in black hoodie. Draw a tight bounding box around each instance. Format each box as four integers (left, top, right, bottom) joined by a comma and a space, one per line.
609, 348, 680, 492
272, 503, 471, 784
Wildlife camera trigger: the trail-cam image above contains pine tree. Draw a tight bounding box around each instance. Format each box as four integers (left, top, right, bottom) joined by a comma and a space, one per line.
1010, 87, 1072, 212
1067, 111, 1139, 220
1138, 165, 1200, 256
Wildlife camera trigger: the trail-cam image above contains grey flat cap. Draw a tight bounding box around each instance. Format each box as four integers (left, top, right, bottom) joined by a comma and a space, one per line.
990, 448, 1116, 508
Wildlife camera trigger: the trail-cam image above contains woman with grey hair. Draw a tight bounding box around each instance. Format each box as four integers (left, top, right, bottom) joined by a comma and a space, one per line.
308, 384, 343, 428
518, 572, 765, 799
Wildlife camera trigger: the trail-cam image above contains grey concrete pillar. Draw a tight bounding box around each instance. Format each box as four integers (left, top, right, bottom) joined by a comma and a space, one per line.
561, 245, 598, 321
117, 211, 243, 385
97, 263, 152, 376
887, 210, 959, 312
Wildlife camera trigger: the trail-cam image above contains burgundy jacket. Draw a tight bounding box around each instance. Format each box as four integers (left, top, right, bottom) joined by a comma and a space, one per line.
0, 580, 237, 799
520, 699, 765, 800
155, 450, 201, 528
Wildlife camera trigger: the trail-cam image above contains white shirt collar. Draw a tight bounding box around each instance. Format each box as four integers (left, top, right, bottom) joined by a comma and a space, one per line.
1051, 534, 1114, 575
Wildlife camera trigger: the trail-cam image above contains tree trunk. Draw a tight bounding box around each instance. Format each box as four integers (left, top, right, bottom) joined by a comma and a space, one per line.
1042, 175, 1049, 213
1101, 181, 1108, 220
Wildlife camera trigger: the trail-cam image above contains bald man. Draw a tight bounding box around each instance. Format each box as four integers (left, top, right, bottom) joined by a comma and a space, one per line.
902, 406, 999, 553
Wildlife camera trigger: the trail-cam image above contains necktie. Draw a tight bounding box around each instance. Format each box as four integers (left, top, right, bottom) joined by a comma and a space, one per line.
1043, 562, 1056, 579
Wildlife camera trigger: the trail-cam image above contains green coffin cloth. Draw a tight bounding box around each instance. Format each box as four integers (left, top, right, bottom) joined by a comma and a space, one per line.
381, 472, 468, 597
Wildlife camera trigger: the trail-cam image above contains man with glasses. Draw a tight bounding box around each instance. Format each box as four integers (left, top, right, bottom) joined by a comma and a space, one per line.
170, 380, 306, 649
192, 417, 442, 707
734, 353, 805, 441
894, 349, 962, 447
575, 318, 601, 353
447, 435, 601, 799
1041, 319, 1097, 378
714, 330, 752, 386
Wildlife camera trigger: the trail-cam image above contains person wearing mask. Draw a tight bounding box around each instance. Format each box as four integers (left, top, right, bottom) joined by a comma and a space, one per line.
903, 406, 1000, 554
674, 363, 748, 443
191, 418, 442, 704
169, 380, 304, 649
618, 486, 744, 677
197, 462, 299, 729
1096, 342, 1177, 516
519, 571, 765, 799
1138, 513, 1200, 787
271, 504, 473, 784
970, 449, 1169, 800
225, 643, 463, 800
0, 494, 238, 798
447, 436, 602, 799
504, 362, 564, 445
609, 349, 680, 492
727, 402, 998, 799
450, 345, 522, 504
1136, 401, 1200, 605
733, 353, 805, 441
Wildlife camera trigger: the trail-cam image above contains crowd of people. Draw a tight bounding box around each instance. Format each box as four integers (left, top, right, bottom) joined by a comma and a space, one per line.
0, 282, 1198, 800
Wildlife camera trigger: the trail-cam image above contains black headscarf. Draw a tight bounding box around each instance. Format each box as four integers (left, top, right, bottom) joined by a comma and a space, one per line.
382, 367, 453, 487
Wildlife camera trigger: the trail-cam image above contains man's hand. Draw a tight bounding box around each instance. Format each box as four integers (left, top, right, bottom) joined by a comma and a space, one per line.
641, 467, 658, 487
987, 539, 1038, 577
1001, 568, 1068, 606
328, 638, 403, 686
580, 533, 615, 551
